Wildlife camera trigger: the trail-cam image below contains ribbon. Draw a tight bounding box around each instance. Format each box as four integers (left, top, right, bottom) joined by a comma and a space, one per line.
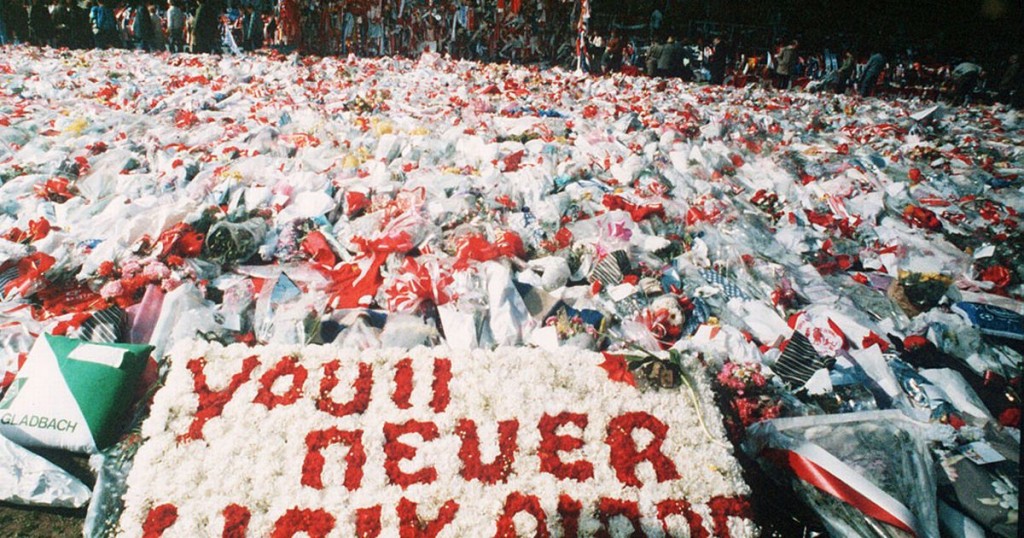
3, 253, 56, 298
763, 442, 922, 537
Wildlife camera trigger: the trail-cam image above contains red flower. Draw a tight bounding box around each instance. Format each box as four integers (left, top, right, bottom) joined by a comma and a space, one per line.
355, 506, 382, 538
903, 334, 930, 350
979, 265, 1012, 290
253, 356, 308, 409
598, 353, 636, 386
553, 227, 573, 249
34, 177, 76, 203
157, 223, 204, 260
301, 427, 365, 491
494, 493, 549, 538
222, 504, 251, 538
383, 420, 439, 488
606, 412, 680, 487
538, 413, 594, 481
174, 109, 199, 128
179, 356, 260, 442
97, 260, 117, 278
317, 361, 373, 417
596, 498, 643, 536
707, 496, 752, 536
502, 150, 525, 172
456, 419, 519, 484
270, 508, 336, 538
142, 504, 178, 538
902, 204, 942, 230
397, 498, 459, 538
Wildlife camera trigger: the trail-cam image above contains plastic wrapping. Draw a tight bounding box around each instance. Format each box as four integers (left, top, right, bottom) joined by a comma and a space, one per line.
203, 218, 270, 265
746, 411, 943, 538
0, 433, 91, 509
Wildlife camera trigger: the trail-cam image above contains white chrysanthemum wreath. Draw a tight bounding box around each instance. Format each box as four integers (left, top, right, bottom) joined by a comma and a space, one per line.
119, 342, 755, 537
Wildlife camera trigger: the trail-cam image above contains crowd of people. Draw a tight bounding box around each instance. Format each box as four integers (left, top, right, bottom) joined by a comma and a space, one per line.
0, 0, 276, 54
596, 31, 1024, 108
1, 0, 1022, 108
0, 0, 579, 61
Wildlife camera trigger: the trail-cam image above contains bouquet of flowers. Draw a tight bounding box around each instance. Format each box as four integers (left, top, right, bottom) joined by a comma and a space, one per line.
713, 361, 782, 443
746, 411, 941, 538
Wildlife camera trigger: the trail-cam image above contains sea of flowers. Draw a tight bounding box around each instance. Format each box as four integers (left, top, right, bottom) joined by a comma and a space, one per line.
0, 44, 1020, 536
117, 343, 754, 536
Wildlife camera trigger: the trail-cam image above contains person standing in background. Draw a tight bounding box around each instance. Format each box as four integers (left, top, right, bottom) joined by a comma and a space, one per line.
708, 35, 730, 85
263, 10, 276, 48
51, 0, 71, 47
646, 36, 663, 77
28, 0, 54, 46
165, 0, 184, 52
6, 0, 30, 44
775, 39, 798, 89
65, 0, 90, 48
148, 2, 164, 51
192, 0, 221, 54
244, 4, 262, 51
859, 51, 886, 97
131, 0, 154, 50
601, 29, 623, 74
834, 50, 855, 94
91, 0, 118, 48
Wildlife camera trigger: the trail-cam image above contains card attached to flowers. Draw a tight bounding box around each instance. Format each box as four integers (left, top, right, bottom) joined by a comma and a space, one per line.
118, 342, 755, 537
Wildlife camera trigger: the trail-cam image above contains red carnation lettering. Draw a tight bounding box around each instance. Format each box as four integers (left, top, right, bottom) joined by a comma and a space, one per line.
430, 358, 452, 413
179, 355, 260, 442
707, 496, 752, 536
596, 498, 643, 538
384, 420, 439, 488
270, 508, 336, 538
221, 504, 251, 538
253, 356, 308, 409
355, 506, 382, 538
397, 498, 459, 538
557, 495, 582, 537
606, 412, 680, 487
142, 503, 178, 538
656, 499, 708, 538
392, 358, 452, 413
302, 428, 366, 491
392, 358, 415, 409
456, 419, 519, 484
494, 492, 549, 538
537, 412, 594, 481
317, 361, 373, 417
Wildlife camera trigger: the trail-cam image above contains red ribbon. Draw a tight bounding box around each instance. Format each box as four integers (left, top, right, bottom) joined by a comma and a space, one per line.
762, 448, 917, 536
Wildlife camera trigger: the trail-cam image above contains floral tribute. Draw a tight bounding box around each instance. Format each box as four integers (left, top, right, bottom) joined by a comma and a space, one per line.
118, 342, 755, 537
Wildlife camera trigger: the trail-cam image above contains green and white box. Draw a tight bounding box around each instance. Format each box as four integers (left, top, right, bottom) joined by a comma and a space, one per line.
0, 334, 152, 453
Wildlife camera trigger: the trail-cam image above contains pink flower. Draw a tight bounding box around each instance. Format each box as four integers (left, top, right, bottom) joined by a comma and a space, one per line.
99, 280, 125, 299
143, 261, 172, 280
121, 259, 143, 277
161, 276, 183, 292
